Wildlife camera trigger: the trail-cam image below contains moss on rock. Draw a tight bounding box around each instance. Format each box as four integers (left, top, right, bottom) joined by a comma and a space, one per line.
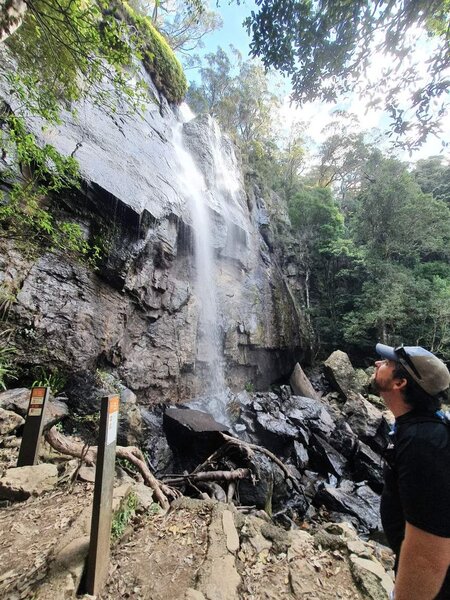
121, 2, 187, 104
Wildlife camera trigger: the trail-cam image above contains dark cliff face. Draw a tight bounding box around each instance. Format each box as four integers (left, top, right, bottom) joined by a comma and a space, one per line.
0, 74, 310, 405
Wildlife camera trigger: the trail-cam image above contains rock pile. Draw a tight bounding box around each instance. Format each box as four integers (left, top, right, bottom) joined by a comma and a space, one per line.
162, 352, 391, 537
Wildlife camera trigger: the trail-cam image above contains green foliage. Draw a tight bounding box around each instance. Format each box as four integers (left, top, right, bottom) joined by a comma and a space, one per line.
350, 154, 450, 262
289, 186, 344, 255
244, 381, 254, 393
121, 2, 187, 103
244, 0, 449, 150
149, 0, 222, 54
0, 113, 102, 265
31, 366, 67, 394
413, 156, 450, 206
186, 46, 281, 158
111, 491, 138, 541
2, 0, 148, 121
284, 131, 450, 358
0, 329, 17, 391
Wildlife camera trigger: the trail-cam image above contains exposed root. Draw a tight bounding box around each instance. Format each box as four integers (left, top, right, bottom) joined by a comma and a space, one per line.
44, 426, 180, 511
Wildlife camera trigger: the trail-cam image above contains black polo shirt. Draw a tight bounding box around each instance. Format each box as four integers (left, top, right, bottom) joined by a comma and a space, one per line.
380, 410, 450, 598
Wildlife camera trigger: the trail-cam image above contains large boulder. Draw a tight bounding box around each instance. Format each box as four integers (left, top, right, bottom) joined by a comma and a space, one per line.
315, 481, 381, 533
342, 392, 385, 441
0, 388, 68, 430
324, 350, 362, 399
117, 388, 143, 446
309, 434, 348, 478
0, 464, 58, 501
352, 441, 385, 493
163, 407, 228, 472
289, 363, 320, 400
0, 388, 30, 414
284, 395, 335, 438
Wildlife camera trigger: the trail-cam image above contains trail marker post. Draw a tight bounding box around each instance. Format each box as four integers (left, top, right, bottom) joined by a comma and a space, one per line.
17, 387, 50, 467
85, 394, 120, 596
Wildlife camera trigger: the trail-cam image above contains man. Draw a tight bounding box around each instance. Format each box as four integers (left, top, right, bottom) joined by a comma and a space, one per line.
374, 344, 450, 600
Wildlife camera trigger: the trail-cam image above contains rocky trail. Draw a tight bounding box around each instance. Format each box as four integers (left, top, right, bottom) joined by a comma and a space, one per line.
0, 476, 394, 600
0, 351, 400, 599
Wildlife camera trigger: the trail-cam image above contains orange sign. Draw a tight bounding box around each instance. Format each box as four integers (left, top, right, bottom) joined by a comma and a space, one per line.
106, 396, 120, 446
108, 396, 119, 414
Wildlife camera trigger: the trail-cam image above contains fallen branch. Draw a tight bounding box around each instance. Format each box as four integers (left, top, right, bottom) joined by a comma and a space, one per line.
45, 426, 180, 511
192, 436, 255, 474
164, 468, 250, 486
220, 433, 306, 499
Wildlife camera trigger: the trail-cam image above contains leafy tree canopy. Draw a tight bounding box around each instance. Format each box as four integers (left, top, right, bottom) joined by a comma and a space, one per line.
245, 0, 450, 150
413, 155, 450, 205
145, 0, 222, 54
187, 46, 281, 144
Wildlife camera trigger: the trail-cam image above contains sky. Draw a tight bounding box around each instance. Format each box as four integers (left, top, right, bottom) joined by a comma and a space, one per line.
182, 0, 450, 164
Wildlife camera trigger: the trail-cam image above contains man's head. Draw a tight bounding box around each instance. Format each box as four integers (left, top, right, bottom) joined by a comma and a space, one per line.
375, 344, 450, 412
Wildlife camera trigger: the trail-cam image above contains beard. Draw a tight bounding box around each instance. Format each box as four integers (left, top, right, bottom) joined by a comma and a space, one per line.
372, 372, 389, 394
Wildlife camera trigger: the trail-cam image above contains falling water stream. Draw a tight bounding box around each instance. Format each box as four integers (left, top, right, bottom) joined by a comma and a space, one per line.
172, 110, 232, 425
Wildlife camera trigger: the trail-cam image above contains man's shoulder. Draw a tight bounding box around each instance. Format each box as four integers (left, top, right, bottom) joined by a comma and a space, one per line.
397, 417, 449, 452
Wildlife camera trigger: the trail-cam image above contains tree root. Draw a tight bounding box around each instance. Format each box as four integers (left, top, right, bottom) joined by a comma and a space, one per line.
44, 426, 180, 511
220, 433, 306, 499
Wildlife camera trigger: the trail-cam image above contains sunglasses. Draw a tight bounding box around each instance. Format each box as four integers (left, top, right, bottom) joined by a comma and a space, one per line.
394, 346, 422, 381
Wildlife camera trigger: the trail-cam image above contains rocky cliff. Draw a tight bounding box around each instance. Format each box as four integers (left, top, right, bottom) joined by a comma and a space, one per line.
1, 73, 311, 406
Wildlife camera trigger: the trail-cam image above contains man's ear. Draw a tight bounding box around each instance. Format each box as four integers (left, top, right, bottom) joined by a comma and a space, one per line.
393, 377, 407, 391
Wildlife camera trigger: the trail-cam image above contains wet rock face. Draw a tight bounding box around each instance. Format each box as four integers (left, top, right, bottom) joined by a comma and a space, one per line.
1, 75, 307, 404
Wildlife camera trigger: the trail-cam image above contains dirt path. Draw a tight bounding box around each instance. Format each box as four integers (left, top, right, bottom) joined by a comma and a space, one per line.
0, 482, 94, 599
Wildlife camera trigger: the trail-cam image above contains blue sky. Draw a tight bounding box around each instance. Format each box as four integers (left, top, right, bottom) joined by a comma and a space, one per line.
201, 0, 255, 57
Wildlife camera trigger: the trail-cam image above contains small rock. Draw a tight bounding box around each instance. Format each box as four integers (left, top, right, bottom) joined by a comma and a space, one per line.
222, 510, 240, 554
0, 407, 25, 434
349, 554, 394, 599
0, 464, 58, 501
77, 466, 96, 483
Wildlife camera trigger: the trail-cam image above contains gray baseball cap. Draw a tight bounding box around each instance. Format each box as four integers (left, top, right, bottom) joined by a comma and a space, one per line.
376, 344, 450, 397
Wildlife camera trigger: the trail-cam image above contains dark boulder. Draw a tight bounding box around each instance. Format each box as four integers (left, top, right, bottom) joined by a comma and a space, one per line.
352, 441, 384, 493
309, 434, 348, 478
328, 419, 358, 460
254, 412, 298, 455
163, 407, 228, 472
315, 480, 381, 533
284, 395, 335, 437
293, 440, 309, 470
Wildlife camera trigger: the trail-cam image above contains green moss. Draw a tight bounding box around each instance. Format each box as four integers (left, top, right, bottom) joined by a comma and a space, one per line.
120, 2, 187, 104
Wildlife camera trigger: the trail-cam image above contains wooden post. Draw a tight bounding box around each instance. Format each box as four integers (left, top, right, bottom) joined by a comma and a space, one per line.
17, 387, 50, 466
85, 395, 120, 596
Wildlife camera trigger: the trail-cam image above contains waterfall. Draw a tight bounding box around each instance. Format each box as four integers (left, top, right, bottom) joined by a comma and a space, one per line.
171, 117, 228, 422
